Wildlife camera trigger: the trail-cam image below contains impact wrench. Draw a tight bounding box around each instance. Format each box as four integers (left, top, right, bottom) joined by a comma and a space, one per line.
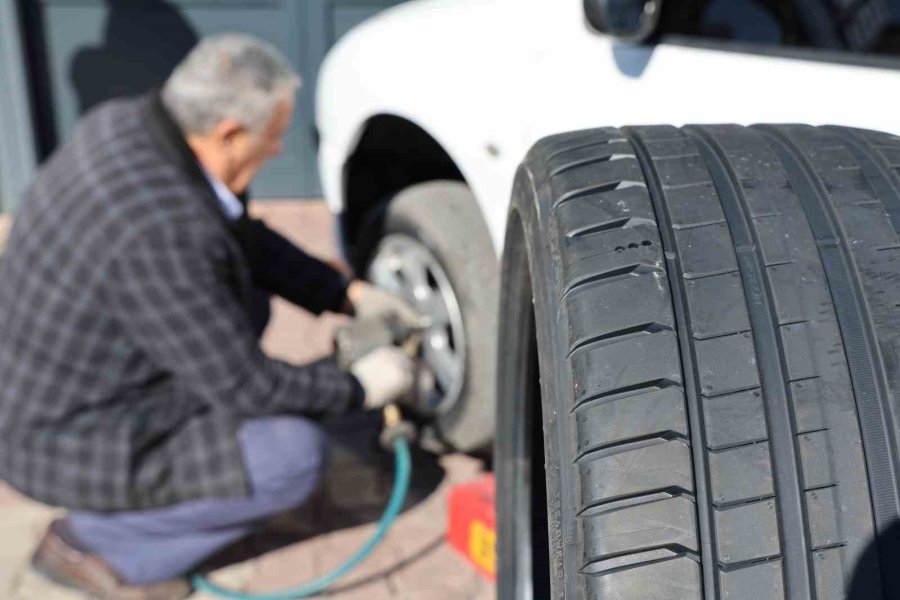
192, 314, 423, 599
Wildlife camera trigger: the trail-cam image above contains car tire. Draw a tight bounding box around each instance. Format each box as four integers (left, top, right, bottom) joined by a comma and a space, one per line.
367, 180, 497, 453
497, 124, 900, 599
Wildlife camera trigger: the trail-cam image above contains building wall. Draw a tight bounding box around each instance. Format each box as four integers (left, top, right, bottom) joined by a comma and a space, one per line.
16, 0, 406, 201
0, 1, 38, 214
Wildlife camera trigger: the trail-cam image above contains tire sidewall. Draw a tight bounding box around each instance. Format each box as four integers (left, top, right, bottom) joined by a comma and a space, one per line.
497, 167, 572, 599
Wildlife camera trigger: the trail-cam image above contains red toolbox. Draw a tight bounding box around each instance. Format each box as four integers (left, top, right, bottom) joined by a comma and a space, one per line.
447, 474, 496, 580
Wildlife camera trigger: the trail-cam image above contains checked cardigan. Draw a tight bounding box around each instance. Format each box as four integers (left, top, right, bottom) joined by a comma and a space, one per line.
0, 93, 363, 511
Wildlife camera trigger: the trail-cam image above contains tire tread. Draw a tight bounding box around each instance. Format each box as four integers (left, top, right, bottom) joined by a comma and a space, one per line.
516, 123, 900, 599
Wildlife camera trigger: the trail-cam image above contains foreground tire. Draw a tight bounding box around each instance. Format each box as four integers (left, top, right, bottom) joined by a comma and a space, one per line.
497, 124, 900, 599
367, 181, 497, 452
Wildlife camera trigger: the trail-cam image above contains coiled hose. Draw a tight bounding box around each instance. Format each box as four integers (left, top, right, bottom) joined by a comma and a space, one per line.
191, 433, 412, 599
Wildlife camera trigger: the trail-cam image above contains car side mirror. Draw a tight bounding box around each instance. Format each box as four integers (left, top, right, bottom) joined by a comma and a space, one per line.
583, 0, 662, 43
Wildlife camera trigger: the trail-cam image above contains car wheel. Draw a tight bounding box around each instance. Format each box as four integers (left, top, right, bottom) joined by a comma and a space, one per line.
498, 124, 900, 599
367, 180, 497, 453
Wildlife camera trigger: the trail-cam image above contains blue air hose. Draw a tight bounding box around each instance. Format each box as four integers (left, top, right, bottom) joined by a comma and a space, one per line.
191, 434, 412, 600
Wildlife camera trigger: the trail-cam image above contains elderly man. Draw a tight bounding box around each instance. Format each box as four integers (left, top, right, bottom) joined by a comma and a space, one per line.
0, 35, 416, 599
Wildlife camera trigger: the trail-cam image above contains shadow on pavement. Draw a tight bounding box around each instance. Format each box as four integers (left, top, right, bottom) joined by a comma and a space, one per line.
326, 535, 446, 595
199, 410, 448, 572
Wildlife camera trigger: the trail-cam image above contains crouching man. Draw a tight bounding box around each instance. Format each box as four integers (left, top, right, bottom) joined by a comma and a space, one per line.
0, 35, 416, 599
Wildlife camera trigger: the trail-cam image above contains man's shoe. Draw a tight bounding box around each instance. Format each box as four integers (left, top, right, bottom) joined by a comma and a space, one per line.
30, 519, 191, 600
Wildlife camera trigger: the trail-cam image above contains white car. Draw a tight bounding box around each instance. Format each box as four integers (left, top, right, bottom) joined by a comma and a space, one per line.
316, 0, 900, 450
318, 4, 900, 597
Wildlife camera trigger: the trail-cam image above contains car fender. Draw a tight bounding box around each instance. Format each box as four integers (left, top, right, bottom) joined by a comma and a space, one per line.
316, 0, 547, 254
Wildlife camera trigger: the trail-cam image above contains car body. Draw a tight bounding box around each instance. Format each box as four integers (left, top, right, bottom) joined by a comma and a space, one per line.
315, 0, 900, 450
317, 0, 900, 258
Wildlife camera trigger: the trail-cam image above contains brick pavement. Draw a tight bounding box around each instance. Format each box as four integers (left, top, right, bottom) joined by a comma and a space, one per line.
0, 213, 10, 253
0, 201, 495, 599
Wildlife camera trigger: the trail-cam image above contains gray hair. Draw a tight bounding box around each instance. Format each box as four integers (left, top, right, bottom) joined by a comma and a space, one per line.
161, 34, 300, 135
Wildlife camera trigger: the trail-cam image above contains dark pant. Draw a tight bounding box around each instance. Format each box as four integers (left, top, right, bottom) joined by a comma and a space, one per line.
68, 416, 327, 585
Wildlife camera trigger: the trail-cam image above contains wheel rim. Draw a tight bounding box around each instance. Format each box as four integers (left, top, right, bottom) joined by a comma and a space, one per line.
367, 233, 466, 415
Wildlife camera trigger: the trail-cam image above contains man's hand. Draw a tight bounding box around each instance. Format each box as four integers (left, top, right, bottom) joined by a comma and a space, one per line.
346, 280, 424, 327
350, 345, 415, 410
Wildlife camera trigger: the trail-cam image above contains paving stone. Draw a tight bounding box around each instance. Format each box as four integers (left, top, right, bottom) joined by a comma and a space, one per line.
0, 214, 10, 255
7, 505, 80, 600
249, 201, 346, 271
0, 497, 59, 597
0, 483, 27, 507
316, 524, 390, 577
247, 536, 320, 593
190, 560, 256, 599
386, 503, 449, 563
440, 454, 488, 486
473, 577, 497, 600
9, 566, 85, 600
326, 580, 396, 599
391, 543, 485, 599
319, 528, 402, 598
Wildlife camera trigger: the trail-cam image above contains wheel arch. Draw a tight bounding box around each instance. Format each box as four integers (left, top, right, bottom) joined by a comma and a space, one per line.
339, 113, 470, 271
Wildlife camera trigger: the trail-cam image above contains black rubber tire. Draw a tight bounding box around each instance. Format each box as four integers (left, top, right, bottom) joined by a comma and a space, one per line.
377, 180, 497, 453
497, 124, 900, 600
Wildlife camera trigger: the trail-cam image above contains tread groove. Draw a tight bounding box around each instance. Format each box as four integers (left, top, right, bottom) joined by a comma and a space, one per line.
758, 125, 900, 596
797, 426, 829, 435
552, 180, 646, 211
566, 216, 657, 239
580, 544, 700, 575
545, 137, 628, 161
683, 267, 742, 281
573, 430, 690, 464
712, 493, 777, 510
828, 126, 900, 237
567, 321, 674, 358
672, 218, 728, 231
550, 153, 634, 178
805, 483, 837, 492
625, 127, 719, 600
706, 437, 770, 453
662, 181, 710, 191
693, 328, 752, 342
562, 263, 662, 299
687, 126, 815, 600
717, 555, 783, 572
570, 378, 681, 413
780, 318, 811, 327
812, 542, 847, 551
700, 383, 763, 399
577, 486, 696, 517
652, 152, 701, 160
565, 216, 630, 237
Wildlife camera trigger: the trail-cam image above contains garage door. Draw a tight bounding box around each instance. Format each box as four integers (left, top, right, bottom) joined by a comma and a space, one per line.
19, 0, 406, 198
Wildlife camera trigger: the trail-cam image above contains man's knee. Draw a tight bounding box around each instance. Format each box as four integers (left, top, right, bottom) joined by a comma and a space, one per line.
239, 417, 328, 500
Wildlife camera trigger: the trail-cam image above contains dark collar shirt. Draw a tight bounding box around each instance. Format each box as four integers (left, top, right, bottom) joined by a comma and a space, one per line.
0, 93, 363, 511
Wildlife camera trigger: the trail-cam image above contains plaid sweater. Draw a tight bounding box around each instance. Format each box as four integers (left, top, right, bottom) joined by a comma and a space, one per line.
0, 93, 362, 510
